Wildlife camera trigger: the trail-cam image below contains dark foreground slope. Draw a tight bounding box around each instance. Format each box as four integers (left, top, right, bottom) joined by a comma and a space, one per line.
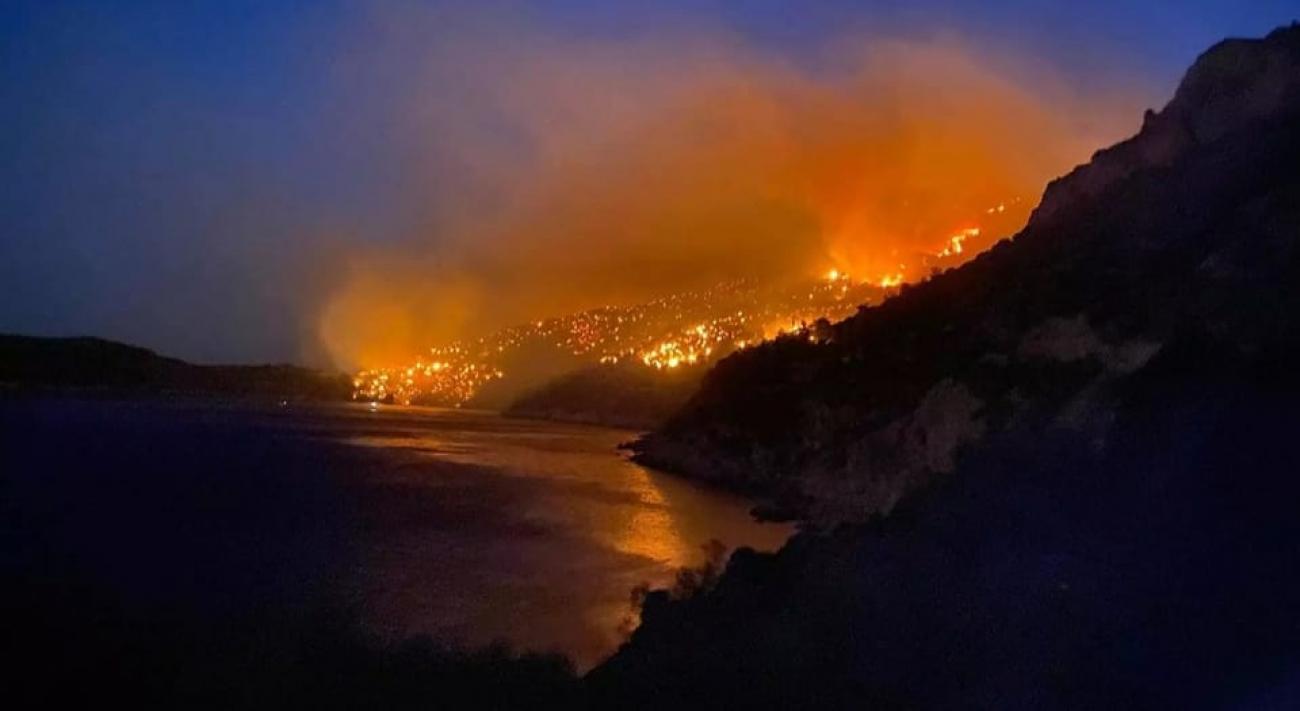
593, 342, 1300, 708
0, 334, 351, 400
633, 24, 1300, 523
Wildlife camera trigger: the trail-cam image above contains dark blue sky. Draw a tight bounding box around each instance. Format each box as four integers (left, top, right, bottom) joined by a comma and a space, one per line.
2, 0, 1298, 365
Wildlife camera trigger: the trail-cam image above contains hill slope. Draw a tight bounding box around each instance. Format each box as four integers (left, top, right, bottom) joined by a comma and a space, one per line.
632, 23, 1300, 523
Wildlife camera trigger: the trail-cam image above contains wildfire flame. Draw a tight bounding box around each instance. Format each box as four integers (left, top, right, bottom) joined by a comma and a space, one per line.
877, 273, 906, 289
938, 227, 980, 258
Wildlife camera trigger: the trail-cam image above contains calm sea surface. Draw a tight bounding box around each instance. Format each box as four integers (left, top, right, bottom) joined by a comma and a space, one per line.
0, 398, 790, 669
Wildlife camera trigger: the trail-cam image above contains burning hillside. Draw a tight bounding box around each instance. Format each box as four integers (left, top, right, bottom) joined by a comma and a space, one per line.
352, 208, 1019, 408
351, 276, 876, 407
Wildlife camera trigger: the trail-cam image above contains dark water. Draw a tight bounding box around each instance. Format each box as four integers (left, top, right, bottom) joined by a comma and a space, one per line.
0, 397, 789, 669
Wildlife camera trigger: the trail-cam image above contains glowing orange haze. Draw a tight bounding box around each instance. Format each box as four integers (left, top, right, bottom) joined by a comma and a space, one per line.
317, 31, 1148, 370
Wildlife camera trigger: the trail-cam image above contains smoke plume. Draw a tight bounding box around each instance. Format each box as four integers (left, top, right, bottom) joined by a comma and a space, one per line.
316, 9, 1149, 369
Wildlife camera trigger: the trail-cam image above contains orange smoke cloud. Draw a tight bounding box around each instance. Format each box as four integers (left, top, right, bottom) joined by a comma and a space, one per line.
316, 20, 1149, 369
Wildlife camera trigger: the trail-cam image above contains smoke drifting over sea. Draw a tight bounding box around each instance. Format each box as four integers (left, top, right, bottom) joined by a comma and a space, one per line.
316, 9, 1147, 369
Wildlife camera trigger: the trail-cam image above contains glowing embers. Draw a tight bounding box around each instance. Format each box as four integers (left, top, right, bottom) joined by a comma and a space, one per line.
640, 322, 734, 370
353, 353, 504, 406
351, 276, 881, 406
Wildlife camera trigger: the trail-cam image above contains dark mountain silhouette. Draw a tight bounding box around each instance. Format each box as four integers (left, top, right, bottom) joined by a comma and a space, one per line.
632, 23, 1300, 523
580, 23, 1300, 708
0, 334, 351, 400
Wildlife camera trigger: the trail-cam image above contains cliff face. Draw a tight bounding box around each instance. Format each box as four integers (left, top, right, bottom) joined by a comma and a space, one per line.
631, 24, 1300, 523
1033, 25, 1300, 225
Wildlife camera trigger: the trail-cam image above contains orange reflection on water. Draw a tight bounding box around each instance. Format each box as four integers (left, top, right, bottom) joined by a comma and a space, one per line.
610, 465, 688, 566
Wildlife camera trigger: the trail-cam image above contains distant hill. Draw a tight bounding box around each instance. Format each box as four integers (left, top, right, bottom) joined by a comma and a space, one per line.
632, 23, 1300, 523
0, 334, 352, 400
505, 361, 707, 430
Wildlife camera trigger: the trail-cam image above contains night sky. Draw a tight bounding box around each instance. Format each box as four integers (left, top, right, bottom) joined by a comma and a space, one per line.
3, 1, 1298, 366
